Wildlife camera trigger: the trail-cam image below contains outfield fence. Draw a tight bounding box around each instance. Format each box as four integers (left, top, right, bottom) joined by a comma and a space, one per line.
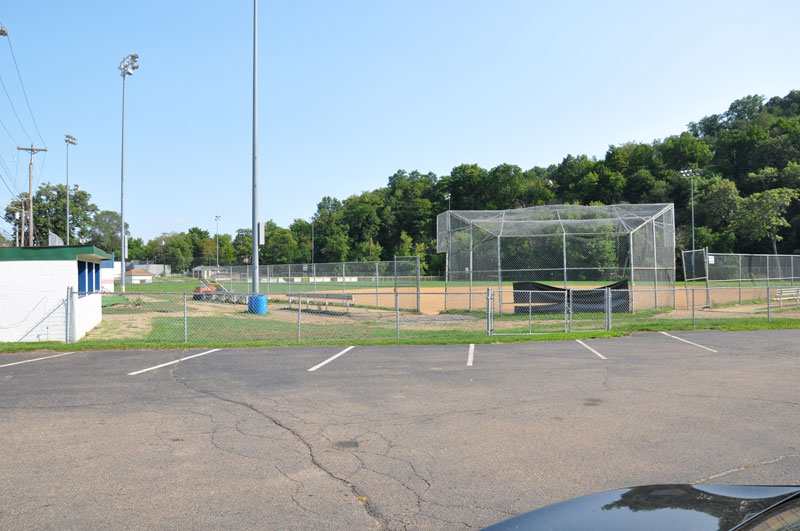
69, 284, 799, 346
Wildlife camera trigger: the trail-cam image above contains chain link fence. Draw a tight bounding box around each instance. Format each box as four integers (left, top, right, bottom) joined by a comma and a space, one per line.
195, 256, 421, 311
76, 283, 798, 346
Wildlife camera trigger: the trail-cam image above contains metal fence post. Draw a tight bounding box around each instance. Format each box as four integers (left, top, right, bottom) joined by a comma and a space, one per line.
342, 262, 346, 293
738, 254, 742, 304
486, 287, 491, 336
767, 286, 771, 323
183, 293, 188, 343
375, 261, 380, 308
395, 291, 400, 339
65, 287, 71, 344
605, 287, 611, 331
528, 290, 532, 334
469, 224, 473, 313
691, 288, 696, 327
568, 290, 573, 333
416, 255, 421, 313
497, 236, 503, 316
564, 290, 568, 333
297, 295, 302, 342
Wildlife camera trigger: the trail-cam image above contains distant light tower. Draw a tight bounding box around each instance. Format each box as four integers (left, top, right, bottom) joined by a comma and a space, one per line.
215, 215, 221, 275
311, 217, 315, 265
118, 53, 139, 293
444, 192, 451, 211
64, 135, 77, 244
680, 168, 702, 278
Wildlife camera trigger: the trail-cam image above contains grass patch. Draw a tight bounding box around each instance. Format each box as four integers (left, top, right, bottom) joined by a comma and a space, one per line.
1, 311, 798, 353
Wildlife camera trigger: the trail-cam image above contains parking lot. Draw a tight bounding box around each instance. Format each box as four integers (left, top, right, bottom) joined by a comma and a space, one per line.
1, 329, 799, 530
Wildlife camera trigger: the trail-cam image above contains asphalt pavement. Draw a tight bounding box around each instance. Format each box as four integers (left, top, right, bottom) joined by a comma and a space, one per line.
1, 329, 798, 529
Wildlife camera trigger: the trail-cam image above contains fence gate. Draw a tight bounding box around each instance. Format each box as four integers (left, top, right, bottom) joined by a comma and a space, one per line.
681, 248, 711, 308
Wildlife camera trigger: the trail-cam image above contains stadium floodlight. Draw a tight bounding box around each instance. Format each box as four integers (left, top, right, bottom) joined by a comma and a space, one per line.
118, 53, 139, 292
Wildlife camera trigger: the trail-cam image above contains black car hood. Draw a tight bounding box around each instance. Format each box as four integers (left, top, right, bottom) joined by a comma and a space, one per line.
485, 484, 800, 531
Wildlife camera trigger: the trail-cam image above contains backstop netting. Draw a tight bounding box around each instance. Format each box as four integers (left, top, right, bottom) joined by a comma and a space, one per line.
437, 203, 676, 294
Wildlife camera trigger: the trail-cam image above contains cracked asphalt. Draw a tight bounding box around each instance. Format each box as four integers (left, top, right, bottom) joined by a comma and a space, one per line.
1, 329, 799, 530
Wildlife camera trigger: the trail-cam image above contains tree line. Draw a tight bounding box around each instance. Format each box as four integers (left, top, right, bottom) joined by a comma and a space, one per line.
4, 90, 799, 273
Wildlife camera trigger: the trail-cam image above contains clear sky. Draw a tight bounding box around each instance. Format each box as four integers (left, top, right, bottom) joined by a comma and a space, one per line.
1, 0, 799, 242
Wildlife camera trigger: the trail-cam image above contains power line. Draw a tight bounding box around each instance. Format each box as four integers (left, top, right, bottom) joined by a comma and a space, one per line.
0, 74, 32, 144
5, 33, 46, 147
0, 115, 18, 145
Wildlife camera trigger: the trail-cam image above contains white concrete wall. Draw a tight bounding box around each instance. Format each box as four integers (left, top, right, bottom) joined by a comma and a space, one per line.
74, 292, 102, 340
100, 267, 115, 292
0, 260, 102, 343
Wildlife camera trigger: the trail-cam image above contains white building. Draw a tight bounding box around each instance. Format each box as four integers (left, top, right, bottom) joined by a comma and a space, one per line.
0, 246, 111, 343
125, 268, 154, 284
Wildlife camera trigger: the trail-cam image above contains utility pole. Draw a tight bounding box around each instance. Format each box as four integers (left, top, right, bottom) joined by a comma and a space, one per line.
17, 144, 47, 247
64, 135, 77, 244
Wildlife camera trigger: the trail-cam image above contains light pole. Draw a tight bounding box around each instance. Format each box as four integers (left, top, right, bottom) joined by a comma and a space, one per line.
444, 192, 451, 211
118, 53, 139, 293
680, 169, 701, 277
251, 0, 259, 293
311, 217, 315, 265
64, 135, 77, 244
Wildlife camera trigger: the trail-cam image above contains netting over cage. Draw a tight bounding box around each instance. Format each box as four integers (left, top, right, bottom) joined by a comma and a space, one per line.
437, 203, 675, 288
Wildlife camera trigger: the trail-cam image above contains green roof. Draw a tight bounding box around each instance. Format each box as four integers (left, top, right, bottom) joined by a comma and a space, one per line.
0, 245, 112, 262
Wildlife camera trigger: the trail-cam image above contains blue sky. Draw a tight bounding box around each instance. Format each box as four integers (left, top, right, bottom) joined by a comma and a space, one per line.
1, 0, 799, 242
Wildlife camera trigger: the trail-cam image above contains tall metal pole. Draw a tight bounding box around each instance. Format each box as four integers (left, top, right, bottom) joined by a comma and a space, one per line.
251, 0, 259, 293
118, 53, 138, 292
64, 135, 77, 245
120, 73, 126, 291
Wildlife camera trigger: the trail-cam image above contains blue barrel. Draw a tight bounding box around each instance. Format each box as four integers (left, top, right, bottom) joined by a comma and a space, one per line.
247, 294, 267, 314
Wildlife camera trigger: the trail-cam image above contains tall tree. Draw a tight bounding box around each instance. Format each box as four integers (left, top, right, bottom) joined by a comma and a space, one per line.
732, 188, 799, 253
89, 210, 129, 256
3, 183, 98, 245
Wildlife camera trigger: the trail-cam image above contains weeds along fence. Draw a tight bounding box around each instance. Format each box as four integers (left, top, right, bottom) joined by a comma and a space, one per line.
85, 285, 798, 346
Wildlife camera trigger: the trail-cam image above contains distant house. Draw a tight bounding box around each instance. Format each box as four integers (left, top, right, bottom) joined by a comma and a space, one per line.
125, 269, 154, 284
0, 245, 111, 343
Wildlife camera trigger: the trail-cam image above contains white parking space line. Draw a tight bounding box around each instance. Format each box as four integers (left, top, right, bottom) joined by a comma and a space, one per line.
467, 344, 475, 366
128, 349, 221, 376
575, 340, 607, 360
659, 332, 718, 353
0, 351, 76, 369
308, 346, 355, 372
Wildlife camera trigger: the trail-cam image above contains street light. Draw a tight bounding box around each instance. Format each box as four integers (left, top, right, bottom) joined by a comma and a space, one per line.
64, 135, 77, 245
680, 168, 702, 278
118, 53, 139, 293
